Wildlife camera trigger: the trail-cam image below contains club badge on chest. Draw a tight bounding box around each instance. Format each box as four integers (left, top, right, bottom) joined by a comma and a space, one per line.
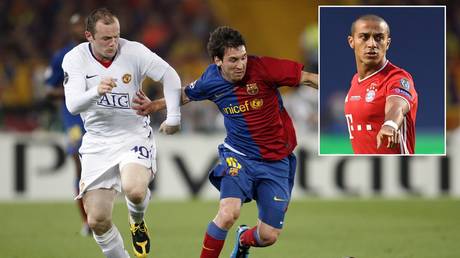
122, 73, 132, 84
246, 83, 259, 95
365, 82, 378, 102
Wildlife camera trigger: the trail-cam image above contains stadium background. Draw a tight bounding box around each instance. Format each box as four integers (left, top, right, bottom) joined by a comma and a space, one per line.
0, 0, 459, 258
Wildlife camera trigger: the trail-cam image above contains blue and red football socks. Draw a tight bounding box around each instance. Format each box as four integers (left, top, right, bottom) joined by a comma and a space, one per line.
200, 221, 228, 258
240, 226, 262, 247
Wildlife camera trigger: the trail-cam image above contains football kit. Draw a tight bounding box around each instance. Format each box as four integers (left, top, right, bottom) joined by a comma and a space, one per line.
62, 38, 180, 197
344, 60, 418, 154
185, 56, 303, 228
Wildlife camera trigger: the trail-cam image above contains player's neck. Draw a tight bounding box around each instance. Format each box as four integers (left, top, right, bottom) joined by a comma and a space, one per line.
357, 58, 388, 81
89, 44, 114, 62
219, 67, 238, 83
94, 53, 112, 62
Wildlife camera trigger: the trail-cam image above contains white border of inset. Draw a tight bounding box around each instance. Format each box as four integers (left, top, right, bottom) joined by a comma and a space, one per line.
318, 5, 447, 156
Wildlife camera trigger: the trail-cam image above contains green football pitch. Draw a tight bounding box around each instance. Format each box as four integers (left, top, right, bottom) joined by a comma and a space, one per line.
0, 199, 459, 258
320, 133, 445, 154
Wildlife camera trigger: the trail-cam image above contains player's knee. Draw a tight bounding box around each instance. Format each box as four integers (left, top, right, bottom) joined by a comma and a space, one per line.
124, 188, 146, 204
217, 206, 240, 228
87, 213, 111, 235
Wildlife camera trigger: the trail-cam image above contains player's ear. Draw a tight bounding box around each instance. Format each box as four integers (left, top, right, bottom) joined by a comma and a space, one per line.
85, 31, 93, 41
386, 37, 391, 50
214, 56, 223, 66
347, 35, 354, 49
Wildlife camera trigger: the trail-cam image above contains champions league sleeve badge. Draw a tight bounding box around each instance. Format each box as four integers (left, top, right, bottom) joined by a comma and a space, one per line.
64, 71, 69, 85
400, 78, 411, 91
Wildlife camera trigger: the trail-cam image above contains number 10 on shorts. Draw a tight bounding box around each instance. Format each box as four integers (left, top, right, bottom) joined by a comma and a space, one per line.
131, 145, 151, 159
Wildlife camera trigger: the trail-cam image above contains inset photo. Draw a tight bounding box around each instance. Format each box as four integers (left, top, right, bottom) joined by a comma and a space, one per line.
319, 5, 445, 155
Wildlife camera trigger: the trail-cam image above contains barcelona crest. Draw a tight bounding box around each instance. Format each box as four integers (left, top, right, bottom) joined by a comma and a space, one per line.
226, 157, 242, 176
246, 83, 259, 95
122, 73, 132, 84
229, 167, 239, 176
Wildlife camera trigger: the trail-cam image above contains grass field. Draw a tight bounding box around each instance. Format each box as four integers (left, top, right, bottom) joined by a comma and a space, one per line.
320, 133, 445, 154
0, 199, 459, 258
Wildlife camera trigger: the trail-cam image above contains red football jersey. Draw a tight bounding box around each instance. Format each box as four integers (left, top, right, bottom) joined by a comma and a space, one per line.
344, 61, 418, 154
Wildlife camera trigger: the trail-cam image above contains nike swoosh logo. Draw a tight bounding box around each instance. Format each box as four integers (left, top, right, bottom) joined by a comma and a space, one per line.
214, 93, 224, 98
86, 74, 98, 79
273, 196, 288, 202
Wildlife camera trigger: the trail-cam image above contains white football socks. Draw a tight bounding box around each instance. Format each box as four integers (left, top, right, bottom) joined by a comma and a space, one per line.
93, 225, 130, 258
126, 189, 151, 224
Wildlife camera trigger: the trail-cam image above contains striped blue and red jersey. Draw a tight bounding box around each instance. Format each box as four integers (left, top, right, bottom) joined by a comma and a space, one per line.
184, 56, 303, 161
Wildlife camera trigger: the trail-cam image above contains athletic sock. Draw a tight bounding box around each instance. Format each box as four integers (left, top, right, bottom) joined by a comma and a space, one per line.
126, 189, 151, 224
200, 221, 228, 258
240, 226, 262, 247
93, 225, 129, 258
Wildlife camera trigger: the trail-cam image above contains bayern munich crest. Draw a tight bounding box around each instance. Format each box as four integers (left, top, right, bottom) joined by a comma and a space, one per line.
365, 84, 377, 102
246, 83, 259, 95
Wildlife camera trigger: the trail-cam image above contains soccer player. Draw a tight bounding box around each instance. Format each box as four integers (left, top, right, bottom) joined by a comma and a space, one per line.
44, 13, 90, 236
132, 26, 318, 258
344, 14, 418, 154
62, 8, 181, 258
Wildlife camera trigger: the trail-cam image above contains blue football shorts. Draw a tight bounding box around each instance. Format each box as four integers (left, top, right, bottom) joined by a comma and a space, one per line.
209, 144, 296, 229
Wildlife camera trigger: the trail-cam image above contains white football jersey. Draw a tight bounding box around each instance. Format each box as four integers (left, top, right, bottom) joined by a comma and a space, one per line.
62, 38, 170, 142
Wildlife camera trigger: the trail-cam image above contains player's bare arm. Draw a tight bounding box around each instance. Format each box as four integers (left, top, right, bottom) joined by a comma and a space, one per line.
376, 96, 410, 149
132, 87, 187, 135
300, 71, 318, 89
132, 85, 190, 115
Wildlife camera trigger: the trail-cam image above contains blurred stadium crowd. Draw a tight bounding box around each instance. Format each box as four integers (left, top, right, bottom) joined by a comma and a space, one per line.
0, 0, 457, 137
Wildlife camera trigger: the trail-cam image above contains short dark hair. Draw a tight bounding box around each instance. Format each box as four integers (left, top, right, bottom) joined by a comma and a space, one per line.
350, 14, 390, 37
207, 26, 246, 60
86, 7, 117, 35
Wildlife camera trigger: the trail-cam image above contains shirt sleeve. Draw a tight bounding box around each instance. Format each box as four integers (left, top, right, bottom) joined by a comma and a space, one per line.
184, 77, 209, 101
135, 43, 182, 125
136, 43, 170, 81
62, 51, 99, 115
159, 66, 182, 126
259, 56, 304, 88
385, 71, 416, 110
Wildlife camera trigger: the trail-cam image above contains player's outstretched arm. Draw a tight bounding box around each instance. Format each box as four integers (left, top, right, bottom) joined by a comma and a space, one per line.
132, 86, 190, 116
300, 71, 318, 89
132, 89, 161, 115
376, 96, 410, 149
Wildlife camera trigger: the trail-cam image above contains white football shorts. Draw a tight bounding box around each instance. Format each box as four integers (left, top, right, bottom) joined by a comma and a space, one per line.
76, 130, 156, 199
